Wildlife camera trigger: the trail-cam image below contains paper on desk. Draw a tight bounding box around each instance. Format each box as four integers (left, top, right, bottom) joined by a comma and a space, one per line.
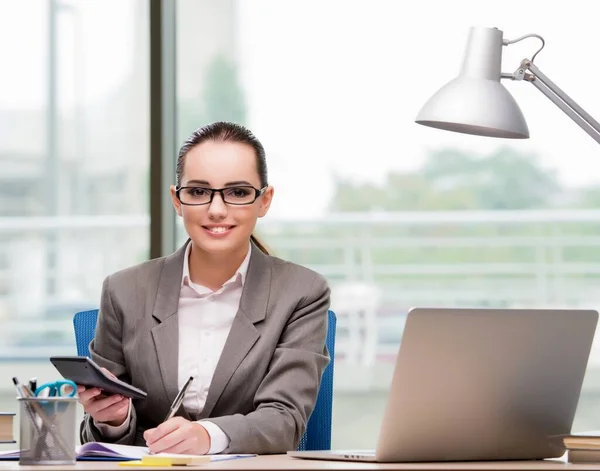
0, 444, 255, 462
155, 452, 256, 462
0, 444, 148, 461
208, 454, 256, 461
0, 443, 148, 461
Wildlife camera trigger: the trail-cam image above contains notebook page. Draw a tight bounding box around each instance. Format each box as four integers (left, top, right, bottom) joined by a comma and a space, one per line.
0, 450, 19, 459
209, 454, 257, 462
77, 442, 149, 459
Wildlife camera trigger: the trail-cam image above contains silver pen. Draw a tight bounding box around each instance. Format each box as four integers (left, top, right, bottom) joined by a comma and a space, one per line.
163, 376, 194, 422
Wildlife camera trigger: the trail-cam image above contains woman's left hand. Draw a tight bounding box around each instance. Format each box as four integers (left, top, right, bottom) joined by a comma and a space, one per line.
144, 417, 211, 455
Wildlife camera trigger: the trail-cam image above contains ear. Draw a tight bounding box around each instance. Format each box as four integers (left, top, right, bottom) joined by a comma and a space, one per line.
170, 185, 183, 217
258, 186, 274, 218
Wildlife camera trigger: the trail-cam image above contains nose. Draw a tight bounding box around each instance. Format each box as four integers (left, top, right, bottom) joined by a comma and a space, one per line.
207, 191, 228, 219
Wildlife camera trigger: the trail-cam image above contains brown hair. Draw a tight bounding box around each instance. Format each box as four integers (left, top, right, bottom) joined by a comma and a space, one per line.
176, 121, 270, 255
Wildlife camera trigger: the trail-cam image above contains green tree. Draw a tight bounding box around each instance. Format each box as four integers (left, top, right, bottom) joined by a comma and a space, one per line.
202, 55, 247, 125
422, 147, 560, 210
178, 53, 248, 143
329, 147, 561, 212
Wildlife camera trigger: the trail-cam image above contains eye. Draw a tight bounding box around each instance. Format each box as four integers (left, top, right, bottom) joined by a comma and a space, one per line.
226, 187, 252, 198
186, 187, 210, 197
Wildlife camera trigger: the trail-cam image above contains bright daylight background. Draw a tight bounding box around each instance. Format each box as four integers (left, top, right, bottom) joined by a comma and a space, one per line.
1, 0, 599, 450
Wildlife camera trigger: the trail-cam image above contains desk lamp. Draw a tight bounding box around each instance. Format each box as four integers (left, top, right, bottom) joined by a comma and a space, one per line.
415, 26, 600, 144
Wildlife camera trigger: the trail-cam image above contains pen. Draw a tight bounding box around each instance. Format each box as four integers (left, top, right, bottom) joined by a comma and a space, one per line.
28, 377, 37, 394
163, 376, 193, 422
12, 377, 27, 398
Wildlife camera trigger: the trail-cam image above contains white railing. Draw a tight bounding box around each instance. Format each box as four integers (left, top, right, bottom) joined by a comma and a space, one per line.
1, 210, 600, 361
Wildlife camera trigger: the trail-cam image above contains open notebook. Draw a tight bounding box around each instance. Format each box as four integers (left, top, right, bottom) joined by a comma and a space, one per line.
0, 442, 255, 462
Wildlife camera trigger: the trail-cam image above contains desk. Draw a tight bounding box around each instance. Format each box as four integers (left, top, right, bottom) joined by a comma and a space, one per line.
0, 455, 597, 471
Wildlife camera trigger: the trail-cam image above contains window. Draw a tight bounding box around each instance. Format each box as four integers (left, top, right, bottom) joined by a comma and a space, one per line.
0, 1, 149, 360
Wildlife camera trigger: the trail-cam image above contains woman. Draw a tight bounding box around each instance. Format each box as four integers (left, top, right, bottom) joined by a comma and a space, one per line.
78, 121, 331, 455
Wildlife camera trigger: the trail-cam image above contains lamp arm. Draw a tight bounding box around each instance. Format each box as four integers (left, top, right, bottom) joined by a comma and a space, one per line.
503, 59, 600, 145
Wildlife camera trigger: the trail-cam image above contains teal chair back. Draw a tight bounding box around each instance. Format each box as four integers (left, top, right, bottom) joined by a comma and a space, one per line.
73, 309, 337, 451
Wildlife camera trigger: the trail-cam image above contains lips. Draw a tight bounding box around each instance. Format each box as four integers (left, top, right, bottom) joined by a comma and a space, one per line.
202, 225, 235, 234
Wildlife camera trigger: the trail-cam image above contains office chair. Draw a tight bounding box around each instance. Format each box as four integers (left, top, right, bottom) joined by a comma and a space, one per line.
73, 309, 99, 358
73, 308, 337, 451
297, 309, 337, 451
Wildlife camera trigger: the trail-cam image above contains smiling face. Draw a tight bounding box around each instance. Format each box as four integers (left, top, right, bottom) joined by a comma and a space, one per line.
170, 140, 274, 256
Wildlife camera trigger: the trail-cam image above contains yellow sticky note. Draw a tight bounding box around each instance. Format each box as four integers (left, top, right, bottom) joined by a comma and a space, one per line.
145, 454, 210, 465
118, 460, 165, 467
118, 454, 211, 467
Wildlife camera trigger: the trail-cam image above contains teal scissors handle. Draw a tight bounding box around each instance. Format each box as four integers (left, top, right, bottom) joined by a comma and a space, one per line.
34, 379, 77, 397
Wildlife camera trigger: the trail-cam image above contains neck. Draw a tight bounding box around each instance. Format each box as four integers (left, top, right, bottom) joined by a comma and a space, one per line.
188, 241, 249, 291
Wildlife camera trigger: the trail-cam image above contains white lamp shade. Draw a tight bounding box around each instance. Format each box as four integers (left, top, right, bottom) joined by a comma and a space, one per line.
415, 26, 530, 139
415, 76, 530, 139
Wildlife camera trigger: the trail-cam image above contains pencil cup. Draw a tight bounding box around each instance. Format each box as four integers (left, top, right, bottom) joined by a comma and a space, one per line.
18, 397, 77, 465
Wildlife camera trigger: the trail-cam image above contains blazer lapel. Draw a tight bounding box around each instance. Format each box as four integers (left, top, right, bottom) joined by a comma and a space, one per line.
151, 240, 189, 417
200, 243, 272, 418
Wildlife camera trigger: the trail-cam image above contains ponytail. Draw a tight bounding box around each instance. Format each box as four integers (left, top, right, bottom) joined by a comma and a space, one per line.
250, 234, 270, 255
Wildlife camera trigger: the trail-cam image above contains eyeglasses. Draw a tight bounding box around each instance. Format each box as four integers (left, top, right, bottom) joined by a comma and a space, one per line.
176, 185, 266, 206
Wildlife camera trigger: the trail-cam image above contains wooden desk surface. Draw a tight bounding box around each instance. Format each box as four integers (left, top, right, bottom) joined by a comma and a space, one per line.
0, 455, 597, 471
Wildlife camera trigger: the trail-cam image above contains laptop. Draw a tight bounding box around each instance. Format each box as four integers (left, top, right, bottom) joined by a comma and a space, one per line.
289, 307, 598, 463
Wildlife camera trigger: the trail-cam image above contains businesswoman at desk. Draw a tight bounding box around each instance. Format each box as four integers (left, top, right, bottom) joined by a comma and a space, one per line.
77, 121, 331, 455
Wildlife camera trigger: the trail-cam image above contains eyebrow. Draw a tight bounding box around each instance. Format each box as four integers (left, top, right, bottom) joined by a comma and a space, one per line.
185, 179, 254, 187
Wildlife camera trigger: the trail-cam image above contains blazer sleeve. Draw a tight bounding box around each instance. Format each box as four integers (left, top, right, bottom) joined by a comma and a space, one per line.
80, 275, 139, 445
208, 273, 331, 454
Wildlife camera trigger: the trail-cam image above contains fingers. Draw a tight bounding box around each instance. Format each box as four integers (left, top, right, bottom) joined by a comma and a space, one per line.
92, 398, 129, 425
144, 417, 185, 445
152, 440, 195, 455
77, 387, 103, 407
74, 368, 128, 425
147, 432, 187, 454
78, 387, 129, 424
88, 396, 129, 423
144, 417, 187, 453
85, 394, 126, 415
145, 420, 209, 455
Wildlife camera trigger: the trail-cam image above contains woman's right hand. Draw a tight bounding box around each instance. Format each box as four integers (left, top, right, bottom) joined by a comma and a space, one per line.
76, 367, 130, 427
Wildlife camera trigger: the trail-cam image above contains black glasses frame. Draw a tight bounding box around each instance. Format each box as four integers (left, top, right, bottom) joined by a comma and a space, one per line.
175, 185, 266, 206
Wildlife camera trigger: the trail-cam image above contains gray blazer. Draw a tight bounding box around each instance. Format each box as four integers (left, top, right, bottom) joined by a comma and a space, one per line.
80, 240, 331, 454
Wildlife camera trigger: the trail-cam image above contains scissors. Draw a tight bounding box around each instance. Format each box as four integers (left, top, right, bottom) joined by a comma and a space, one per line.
34, 380, 77, 398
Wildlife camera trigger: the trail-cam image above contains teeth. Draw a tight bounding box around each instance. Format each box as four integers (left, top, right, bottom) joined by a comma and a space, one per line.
208, 227, 229, 233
